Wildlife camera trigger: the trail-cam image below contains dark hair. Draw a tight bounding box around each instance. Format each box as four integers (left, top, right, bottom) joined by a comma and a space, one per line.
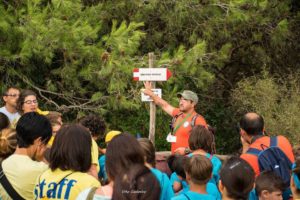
0, 113, 10, 130
167, 155, 187, 179
239, 113, 264, 136
184, 155, 212, 185
16, 112, 52, 148
106, 132, 144, 181
189, 125, 215, 154
78, 114, 106, 139
16, 89, 37, 114
220, 156, 255, 200
0, 128, 17, 162
138, 138, 156, 167
112, 164, 161, 200
49, 124, 92, 172
3, 87, 20, 96
255, 171, 285, 195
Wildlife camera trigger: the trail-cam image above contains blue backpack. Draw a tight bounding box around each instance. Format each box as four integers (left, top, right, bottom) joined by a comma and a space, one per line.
246, 136, 292, 187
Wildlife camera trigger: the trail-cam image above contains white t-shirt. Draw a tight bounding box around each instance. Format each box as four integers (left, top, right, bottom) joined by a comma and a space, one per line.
0, 106, 20, 125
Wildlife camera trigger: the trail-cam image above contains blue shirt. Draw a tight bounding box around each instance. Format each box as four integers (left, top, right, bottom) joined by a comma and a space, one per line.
206, 183, 221, 200
170, 172, 189, 193
170, 173, 221, 199
248, 189, 258, 200
98, 155, 107, 181
188, 153, 222, 185
172, 191, 217, 200
151, 168, 174, 200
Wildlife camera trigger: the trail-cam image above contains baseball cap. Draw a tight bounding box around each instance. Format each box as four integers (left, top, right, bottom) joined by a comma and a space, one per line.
177, 90, 198, 104
105, 130, 121, 143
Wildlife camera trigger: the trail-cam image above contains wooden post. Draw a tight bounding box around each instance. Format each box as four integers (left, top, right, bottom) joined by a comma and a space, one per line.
148, 52, 156, 145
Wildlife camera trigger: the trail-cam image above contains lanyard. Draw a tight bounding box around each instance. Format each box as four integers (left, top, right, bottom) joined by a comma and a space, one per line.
172, 113, 192, 134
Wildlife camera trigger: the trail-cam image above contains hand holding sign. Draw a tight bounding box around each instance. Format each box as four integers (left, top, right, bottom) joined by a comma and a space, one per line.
143, 81, 153, 96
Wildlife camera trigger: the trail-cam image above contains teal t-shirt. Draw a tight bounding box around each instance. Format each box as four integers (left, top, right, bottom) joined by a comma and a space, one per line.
151, 168, 174, 200
170, 173, 221, 199
98, 155, 107, 181
170, 172, 189, 193
206, 182, 221, 200
172, 191, 217, 200
188, 153, 222, 185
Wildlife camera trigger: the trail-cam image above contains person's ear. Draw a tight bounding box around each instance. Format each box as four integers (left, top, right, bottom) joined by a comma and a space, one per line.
218, 180, 224, 193
3, 96, 8, 102
191, 101, 196, 107
34, 137, 43, 146
185, 172, 191, 182
261, 190, 270, 199
240, 128, 246, 136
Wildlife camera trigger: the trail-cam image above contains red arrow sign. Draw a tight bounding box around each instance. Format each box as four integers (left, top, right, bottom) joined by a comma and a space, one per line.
133, 68, 172, 81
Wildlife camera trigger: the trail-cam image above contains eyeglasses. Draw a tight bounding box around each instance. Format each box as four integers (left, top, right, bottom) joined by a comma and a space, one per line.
4, 94, 19, 97
23, 100, 38, 105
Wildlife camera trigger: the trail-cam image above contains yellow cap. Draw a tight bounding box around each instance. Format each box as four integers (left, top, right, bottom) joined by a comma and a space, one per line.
105, 130, 121, 143
37, 108, 49, 115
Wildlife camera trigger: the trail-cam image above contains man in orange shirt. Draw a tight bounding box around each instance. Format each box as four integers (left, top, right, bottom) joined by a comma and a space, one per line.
143, 82, 207, 154
239, 112, 294, 177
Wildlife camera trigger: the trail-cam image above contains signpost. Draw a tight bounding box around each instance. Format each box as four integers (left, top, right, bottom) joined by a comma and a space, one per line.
133, 68, 172, 81
133, 53, 172, 145
141, 89, 162, 102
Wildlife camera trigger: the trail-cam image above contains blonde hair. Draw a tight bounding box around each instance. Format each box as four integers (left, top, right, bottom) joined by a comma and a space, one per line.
45, 111, 62, 126
0, 128, 17, 162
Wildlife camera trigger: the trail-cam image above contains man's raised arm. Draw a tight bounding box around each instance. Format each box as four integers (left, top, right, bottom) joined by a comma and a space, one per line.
143, 82, 175, 116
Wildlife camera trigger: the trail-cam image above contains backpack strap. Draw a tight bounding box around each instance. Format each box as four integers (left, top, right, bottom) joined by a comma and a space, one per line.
246, 148, 262, 156
191, 114, 199, 127
0, 164, 25, 200
270, 136, 278, 147
183, 193, 191, 200
171, 113, 199, 131
170, 112, 183, 132
206, 153, 213, 160
86, 187, 98, 200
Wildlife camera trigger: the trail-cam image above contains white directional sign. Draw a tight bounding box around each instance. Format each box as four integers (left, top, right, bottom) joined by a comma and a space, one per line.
133, 68, 172, 81
141, 89, 162, 102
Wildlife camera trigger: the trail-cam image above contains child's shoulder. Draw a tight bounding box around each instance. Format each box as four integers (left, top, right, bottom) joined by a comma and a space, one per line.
172, 191, 216, 200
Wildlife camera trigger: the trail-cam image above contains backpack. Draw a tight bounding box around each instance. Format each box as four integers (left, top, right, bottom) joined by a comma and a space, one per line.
170, 113, 217, 154
169, 113, 199, 133
246, 136, 292, 187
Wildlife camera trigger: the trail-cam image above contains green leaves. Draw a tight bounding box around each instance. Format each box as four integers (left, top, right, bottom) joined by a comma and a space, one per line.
0, 0, 299, 152
103, 20, 145, 56
271, 19, 290, 46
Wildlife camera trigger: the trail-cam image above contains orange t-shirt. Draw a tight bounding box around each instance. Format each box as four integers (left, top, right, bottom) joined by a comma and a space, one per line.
240, 135, 295, 177
171, 108, 207, 153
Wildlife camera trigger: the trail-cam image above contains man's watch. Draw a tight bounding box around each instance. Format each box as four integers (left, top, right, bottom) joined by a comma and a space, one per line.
184, 147, 191, 155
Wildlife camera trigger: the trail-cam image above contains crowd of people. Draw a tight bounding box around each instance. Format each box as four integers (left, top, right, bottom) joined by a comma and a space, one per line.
0, 85, 299, 200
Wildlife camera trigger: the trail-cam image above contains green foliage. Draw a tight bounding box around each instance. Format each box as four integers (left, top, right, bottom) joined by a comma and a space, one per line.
231, 72, 300, 144
0, 0, 299, 153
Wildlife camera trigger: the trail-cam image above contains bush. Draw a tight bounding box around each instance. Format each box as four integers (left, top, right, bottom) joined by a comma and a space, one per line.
231, 72, 300, 144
